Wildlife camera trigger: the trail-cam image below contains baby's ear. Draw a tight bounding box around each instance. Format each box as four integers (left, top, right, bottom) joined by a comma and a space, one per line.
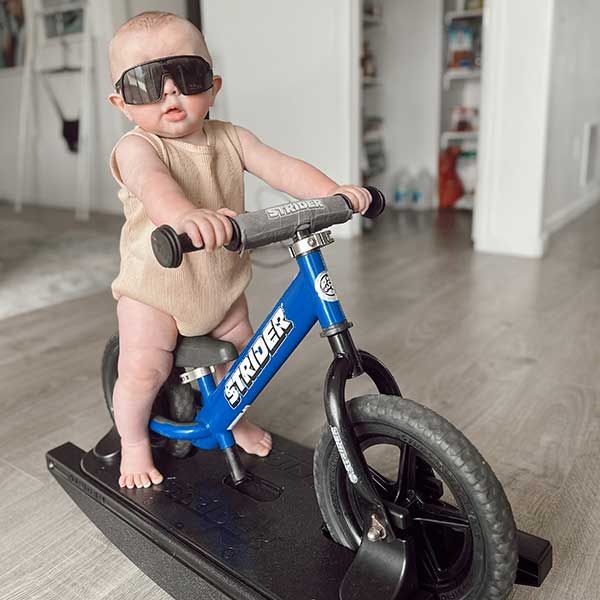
108, 93, 133, 121
209, 76, 223, 107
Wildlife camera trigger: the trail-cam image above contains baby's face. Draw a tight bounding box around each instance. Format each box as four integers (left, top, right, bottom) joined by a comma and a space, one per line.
109, 21, 219, 139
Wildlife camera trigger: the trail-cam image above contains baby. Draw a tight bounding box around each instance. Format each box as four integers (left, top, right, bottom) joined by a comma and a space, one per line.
107, 11, 372, 490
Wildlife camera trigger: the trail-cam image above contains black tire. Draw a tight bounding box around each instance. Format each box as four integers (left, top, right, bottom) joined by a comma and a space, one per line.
101, 335, 197, 458
313, 395, 518, 600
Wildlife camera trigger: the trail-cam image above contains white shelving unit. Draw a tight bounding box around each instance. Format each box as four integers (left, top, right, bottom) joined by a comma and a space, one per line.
441, 130, 479, 148
439, 0, 484, 210
362, 75, 382, 87
360, 1, 386, 184
363, 13, 383, 27
444, 8, 483, 25
443, 67, 481, 90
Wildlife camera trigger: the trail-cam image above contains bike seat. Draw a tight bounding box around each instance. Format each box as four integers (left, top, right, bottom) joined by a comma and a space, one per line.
174, 335, 238, 368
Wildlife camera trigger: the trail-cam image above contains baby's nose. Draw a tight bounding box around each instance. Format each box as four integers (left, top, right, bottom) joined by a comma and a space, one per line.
162, 76, 180, 96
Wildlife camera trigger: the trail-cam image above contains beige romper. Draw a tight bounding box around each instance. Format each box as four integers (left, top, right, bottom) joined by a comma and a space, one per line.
109, 120, 252, 337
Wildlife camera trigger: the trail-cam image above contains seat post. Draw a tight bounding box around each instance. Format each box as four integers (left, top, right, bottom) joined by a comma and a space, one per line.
180, 366, 216, 408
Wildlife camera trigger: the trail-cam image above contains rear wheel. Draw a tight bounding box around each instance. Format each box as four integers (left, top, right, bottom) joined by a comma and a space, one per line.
101, 335, 197, 458
313, 395, 518, 600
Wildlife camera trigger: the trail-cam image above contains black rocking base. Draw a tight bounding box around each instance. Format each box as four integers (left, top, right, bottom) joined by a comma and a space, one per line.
46, 429, 552, 600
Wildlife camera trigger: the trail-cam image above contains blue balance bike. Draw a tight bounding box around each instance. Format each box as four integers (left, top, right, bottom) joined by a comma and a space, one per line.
47, 188, 552, 600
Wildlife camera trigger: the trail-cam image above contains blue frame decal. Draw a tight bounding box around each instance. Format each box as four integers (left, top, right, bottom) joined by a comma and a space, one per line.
223, 304, 294, 409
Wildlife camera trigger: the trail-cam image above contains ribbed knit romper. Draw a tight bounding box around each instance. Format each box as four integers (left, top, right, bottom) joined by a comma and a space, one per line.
109, 120, 252, 337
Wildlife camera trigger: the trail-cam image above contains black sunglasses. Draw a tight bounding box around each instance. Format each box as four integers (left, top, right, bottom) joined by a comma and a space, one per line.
114, 55, 214, 105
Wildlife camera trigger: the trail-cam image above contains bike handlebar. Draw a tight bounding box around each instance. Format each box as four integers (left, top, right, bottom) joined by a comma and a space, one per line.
151, 186, 385, 269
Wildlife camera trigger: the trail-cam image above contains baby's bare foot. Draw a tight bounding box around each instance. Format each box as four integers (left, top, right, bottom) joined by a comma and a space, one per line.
233, 419, 272, 457
119, 438, 164, 489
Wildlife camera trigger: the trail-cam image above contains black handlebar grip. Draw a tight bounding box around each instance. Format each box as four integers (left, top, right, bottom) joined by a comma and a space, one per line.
363, 186, 386, 219
151, 217, 241, 268
151, 225, 198, 268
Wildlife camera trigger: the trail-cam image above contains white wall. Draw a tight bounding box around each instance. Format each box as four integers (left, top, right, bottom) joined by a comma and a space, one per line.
202, 0, 361, 236
474, 0, 554, 257
373, 0, 442, 199
542, 0, 600, 236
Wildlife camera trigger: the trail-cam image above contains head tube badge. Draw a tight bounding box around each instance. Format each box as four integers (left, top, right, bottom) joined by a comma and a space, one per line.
315, 271, 338, 302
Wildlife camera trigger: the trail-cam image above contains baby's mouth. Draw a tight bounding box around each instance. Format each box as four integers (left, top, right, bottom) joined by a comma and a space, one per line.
163, 106, 186, 121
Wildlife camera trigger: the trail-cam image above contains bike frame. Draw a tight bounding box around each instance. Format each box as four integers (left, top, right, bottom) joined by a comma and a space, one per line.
150, 243, 346, 451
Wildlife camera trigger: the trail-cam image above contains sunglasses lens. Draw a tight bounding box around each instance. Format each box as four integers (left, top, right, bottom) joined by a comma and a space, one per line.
121, 64, 163, 104
169, 57, 213, 94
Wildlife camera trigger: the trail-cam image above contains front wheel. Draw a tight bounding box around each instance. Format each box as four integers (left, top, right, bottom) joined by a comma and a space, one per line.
313, 395, 518, 600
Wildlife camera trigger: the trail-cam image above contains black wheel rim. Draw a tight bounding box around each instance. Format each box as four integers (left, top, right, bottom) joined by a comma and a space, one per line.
344, 432, 476, 595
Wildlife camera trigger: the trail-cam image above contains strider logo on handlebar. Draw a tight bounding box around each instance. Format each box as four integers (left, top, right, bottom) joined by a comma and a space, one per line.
265, 199, 326, 219
224, 306, 294, 409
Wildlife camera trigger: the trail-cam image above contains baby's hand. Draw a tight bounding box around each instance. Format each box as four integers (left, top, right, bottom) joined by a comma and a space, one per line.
328, 185, 372, 215
175, 207, 237, 251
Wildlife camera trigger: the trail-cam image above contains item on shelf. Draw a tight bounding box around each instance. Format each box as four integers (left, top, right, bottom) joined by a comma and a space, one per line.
450, 106, 479, 131
447, 20, 480, 68
412, 168, 435, 211
361, 40, 377, 78
447, 21, 474, 68
438, 146, 464, 209
360, 144, 370, 176
465, 0, 484, 9
363, 115, 384, 135
456, 149, 478, 196
362, 115, 385, 179
363, 0, 383, 18
473, 20, 483, 67
392, 168, 413, 210
363, 137, 386, 179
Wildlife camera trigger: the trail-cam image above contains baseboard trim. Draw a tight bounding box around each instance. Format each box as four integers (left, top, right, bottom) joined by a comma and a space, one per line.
543, 186, 600, 236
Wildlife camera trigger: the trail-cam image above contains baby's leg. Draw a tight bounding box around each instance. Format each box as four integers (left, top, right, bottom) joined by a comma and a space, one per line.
211, 294, 272, 457
113, 296, 178, 488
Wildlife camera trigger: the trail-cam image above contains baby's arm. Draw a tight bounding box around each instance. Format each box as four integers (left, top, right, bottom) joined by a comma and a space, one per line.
235, 127, 371, 214
114, 136, 234, 250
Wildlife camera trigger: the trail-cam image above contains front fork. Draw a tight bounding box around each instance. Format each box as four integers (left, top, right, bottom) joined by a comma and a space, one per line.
324, 329, 426, 599
323, 327, 403, 541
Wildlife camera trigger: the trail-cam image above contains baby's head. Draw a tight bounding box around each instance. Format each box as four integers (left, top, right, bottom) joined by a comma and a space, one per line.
108, 12, 220, 138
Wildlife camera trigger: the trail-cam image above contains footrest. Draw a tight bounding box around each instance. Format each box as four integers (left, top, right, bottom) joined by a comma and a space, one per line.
515, 529, 553, 587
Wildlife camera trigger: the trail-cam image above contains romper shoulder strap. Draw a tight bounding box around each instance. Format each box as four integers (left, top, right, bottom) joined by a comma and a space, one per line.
206, 120, 245, 169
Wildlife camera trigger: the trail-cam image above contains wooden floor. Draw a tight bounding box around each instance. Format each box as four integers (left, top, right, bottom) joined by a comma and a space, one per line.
1, 203, 600, 599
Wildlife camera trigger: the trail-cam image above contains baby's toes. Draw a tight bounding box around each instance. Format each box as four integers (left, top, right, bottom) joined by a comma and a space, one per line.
134, 473, 144, 488
149, 468, 164, 485
125, 474, 135, 489
257, 433, 272, 457
119, 474, 127, 488
140, 473, 151, 488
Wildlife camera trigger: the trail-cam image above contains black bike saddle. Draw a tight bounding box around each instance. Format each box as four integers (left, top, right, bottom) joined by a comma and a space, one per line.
174, 335, 238, 368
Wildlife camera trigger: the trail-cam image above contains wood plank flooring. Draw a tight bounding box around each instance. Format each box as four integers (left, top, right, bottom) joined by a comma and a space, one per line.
1, 203, 600, 599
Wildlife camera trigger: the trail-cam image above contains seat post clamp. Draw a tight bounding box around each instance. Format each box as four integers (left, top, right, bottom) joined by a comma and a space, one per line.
180, 366, 214, 384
